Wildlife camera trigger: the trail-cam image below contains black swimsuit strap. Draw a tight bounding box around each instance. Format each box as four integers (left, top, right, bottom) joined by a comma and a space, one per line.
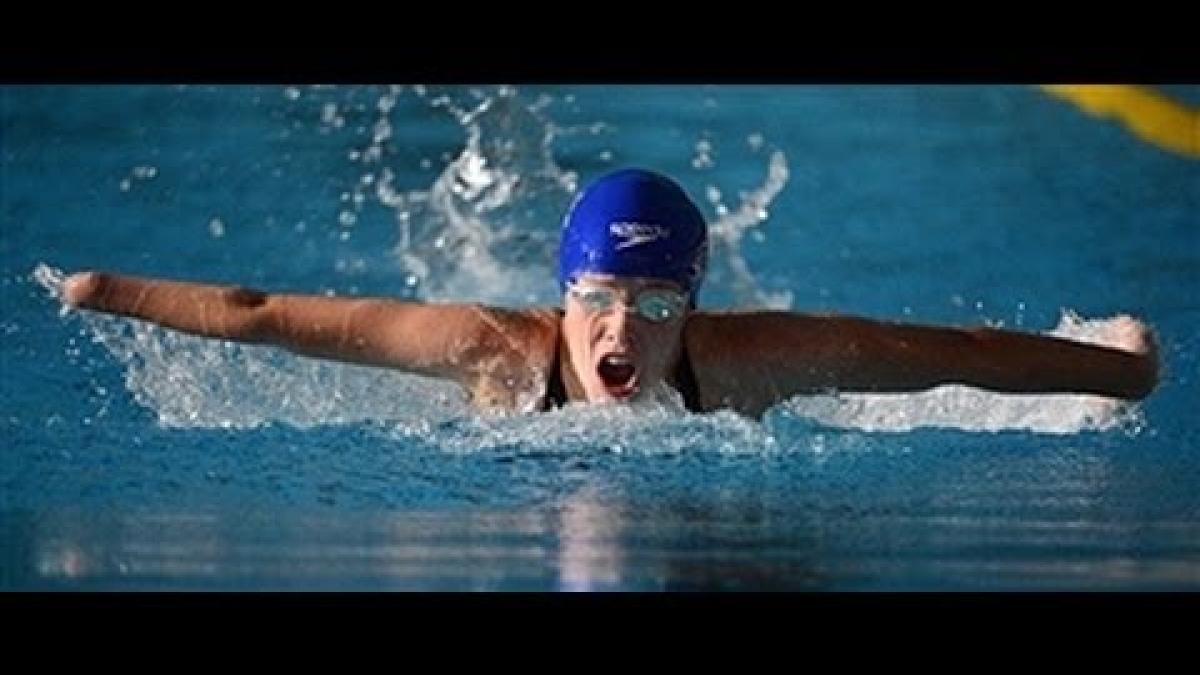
544, 336, 568, 410
674, 340, 702, 413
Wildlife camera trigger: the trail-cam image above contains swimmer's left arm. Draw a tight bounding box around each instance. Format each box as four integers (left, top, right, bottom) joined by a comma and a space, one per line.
687, 312, 1159, 415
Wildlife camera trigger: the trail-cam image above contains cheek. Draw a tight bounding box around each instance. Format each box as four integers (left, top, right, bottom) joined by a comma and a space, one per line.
562, 313, 597, 354
641, 323, 685, 366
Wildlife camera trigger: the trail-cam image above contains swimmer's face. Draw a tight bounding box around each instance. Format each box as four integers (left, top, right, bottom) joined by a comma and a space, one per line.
561, 274, 689, 404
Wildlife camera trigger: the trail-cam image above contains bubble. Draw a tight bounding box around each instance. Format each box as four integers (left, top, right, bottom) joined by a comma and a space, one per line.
705, 185, 722, 205
692, 138, 715, 169
321, 102, 344, 128
208, 218, 225, 238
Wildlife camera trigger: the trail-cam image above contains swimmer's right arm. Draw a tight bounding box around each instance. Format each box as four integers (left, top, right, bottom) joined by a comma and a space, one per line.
61, 271, 511, 379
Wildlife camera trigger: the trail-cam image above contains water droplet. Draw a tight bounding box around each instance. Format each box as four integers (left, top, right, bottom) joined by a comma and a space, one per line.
692, 139, 715, 169
321, 102, 339, 125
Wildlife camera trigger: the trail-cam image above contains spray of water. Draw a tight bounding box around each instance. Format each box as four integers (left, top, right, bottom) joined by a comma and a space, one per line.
705, 150, 794, 309
780, 311, 1146, 435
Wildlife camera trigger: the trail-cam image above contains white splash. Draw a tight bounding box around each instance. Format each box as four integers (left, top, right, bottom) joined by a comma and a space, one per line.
354, 86, 585, 307
36, 264, 1145, 441
706, 149, 793, 310
427, 399, 778, 456
781, 312, 1146, 434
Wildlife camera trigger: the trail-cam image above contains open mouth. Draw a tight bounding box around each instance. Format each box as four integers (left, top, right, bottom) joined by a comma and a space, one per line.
596, 354, 639, 398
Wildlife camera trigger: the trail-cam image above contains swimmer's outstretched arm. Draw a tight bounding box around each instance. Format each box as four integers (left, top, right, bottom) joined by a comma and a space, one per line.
688, 312, 1159, 414
61, 271, 549, 381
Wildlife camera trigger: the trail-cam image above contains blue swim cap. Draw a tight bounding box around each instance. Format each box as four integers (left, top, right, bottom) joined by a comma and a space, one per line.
558, 168, 708, 297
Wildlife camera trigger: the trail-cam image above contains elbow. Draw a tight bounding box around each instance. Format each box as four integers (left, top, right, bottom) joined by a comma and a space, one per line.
223, 286, 273, 342
224, 285, 269, 310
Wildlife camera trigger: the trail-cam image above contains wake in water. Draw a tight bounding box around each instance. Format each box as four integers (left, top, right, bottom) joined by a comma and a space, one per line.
33, 85, 1147, 447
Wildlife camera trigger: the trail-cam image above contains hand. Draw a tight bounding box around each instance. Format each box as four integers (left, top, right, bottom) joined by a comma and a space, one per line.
1105, 314, 1160, 397
62, 271, 101, 307
1105, 314, 1159, 358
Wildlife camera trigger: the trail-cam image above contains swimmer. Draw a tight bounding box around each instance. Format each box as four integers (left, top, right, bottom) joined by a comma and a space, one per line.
62, 168, 1160, 418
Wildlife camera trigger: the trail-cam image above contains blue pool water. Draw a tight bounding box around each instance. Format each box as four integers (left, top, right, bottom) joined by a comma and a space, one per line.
2, 85, 1198, 590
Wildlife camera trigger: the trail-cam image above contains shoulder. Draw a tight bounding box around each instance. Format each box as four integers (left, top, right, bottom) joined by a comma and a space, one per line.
455, 305, 561, 413
684, 309, 844, 346
682, 310, 838, 416
467, 305, 560, 352
684, 309, 804, 348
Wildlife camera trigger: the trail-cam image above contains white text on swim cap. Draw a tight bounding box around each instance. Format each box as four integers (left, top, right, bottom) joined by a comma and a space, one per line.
609, 222, 671, 250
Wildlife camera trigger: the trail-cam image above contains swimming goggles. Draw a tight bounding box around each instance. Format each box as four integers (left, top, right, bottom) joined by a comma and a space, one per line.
567, 284, 688, 323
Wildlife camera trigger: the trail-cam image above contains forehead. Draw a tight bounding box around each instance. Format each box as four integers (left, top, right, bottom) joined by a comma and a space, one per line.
571, 274, 684, 294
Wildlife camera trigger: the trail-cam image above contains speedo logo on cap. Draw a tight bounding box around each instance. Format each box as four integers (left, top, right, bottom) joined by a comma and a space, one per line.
609, 221, 670, 250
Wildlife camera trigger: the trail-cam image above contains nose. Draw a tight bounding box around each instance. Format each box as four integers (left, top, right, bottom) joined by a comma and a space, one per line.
602, 305, 634, 345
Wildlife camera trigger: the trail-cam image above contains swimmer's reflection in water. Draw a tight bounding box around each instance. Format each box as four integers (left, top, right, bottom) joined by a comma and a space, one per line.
62, 169, 1159, 419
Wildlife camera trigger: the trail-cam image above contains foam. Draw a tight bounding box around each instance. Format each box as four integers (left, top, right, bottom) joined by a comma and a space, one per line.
780, 312, 1146, 434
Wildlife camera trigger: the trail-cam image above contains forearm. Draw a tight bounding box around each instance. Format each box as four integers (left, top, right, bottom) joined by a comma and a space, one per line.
838, 320, 1157, 399
64, 271, 271, 342
693, 312, 1160, 407
61, 270, 502, 379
